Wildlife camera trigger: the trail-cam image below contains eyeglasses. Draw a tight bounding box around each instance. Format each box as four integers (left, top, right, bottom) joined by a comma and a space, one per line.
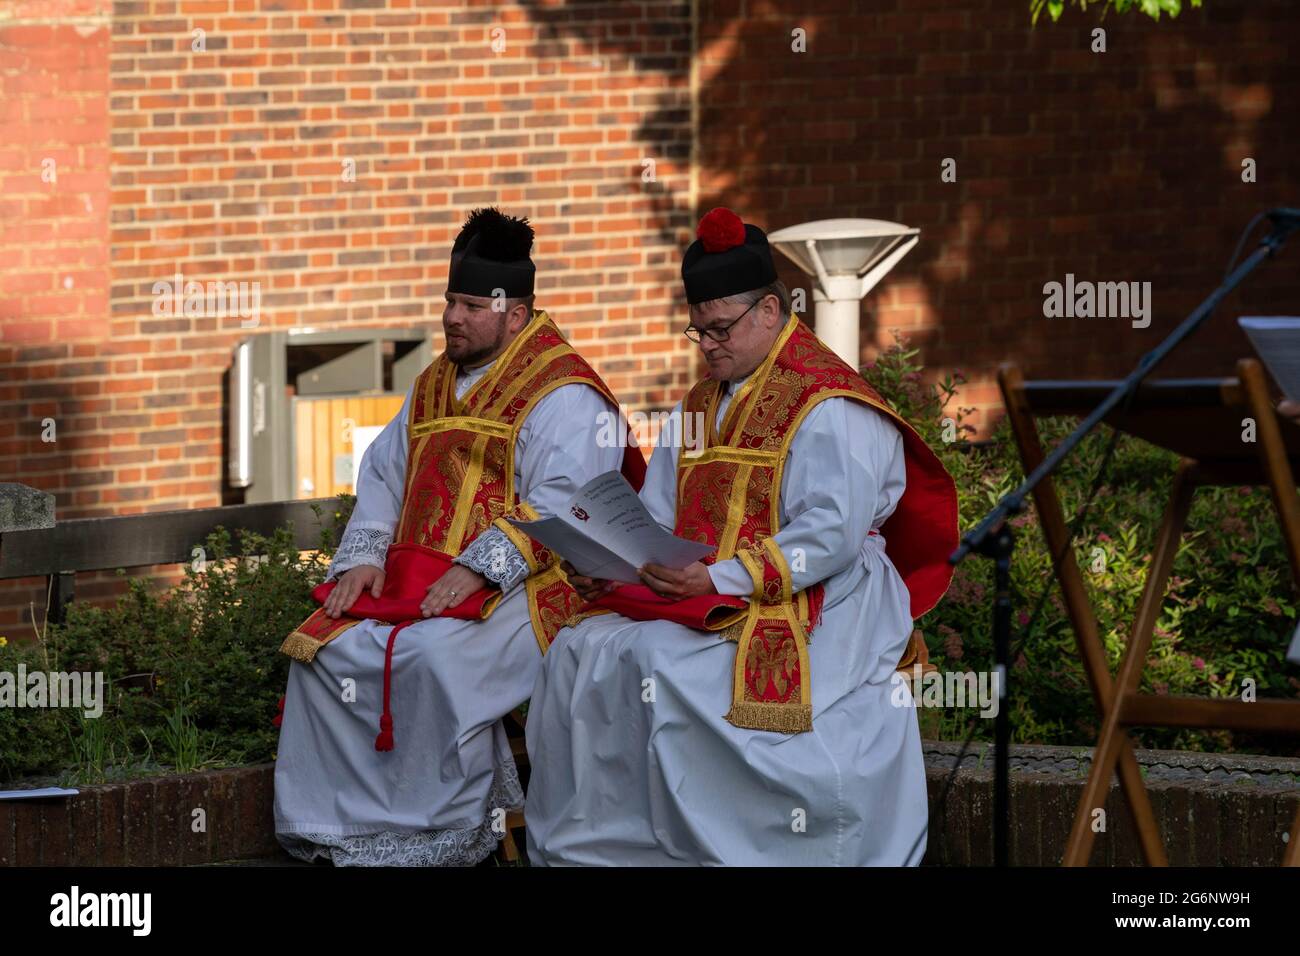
683, 299, 759, 343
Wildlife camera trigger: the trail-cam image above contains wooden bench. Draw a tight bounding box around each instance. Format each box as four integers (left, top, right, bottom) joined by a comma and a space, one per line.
0, 483, 342, 626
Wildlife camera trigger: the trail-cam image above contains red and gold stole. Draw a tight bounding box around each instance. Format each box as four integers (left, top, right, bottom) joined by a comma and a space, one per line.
281, 310, 643, 664
671, 315, 958, 733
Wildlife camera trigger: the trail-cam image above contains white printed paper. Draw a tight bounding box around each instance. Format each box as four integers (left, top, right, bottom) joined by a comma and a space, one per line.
506, 471, 714, 584
0, 787, 79, 801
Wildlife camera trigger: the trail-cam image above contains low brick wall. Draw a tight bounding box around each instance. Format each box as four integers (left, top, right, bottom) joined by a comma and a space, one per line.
0, 765, 277, 867
2, 741, 1296, 866
921, 741, 1300, 867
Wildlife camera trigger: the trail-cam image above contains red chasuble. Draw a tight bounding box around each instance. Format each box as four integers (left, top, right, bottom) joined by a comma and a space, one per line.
280, 310, 645, 749
592, 314, 958, 734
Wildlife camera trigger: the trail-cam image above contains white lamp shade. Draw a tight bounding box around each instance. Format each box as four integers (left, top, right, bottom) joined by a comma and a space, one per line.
768, 218, 919, 278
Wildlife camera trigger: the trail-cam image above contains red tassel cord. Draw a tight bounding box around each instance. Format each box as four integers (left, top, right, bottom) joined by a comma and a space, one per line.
374, 619, 414, 752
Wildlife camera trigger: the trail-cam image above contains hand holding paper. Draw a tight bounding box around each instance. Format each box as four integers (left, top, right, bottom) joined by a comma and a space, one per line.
637, 560, 719, 598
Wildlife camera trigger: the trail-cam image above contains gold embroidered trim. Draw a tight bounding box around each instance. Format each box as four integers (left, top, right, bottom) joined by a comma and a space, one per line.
780, 601, 809, 645
483, 343, 572, 418
678, 446, 780, 468
493, 502, 543, 575
410, 416, 512, 440
718, 313, 799, 442
795, 588, 811, 631
724, 700, 812, 734
408, 358, 455, 445
716, 462, 753, 560
566, 605, 613, 629
702, 379, 722, 448
525, 564, 567, 654
718, 616, 748, 642
280, 630, 323, 663
735, 548, 766, 598
762, 537, 793, 604
443, 432, 492, 555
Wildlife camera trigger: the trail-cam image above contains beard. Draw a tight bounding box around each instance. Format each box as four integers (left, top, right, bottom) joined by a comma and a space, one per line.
446, 315, 508, 366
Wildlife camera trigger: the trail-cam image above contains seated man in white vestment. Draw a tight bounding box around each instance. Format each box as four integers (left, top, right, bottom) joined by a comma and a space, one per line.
273, 208, 643, 866
524, 207, 958, 866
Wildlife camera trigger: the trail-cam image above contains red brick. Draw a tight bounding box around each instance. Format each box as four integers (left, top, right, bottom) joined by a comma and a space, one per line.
0, 801, 14, 866
151, 775, 185, 866
65, 789, 101, 867
122, 779, 156, 865
12, 802, 42, 865
39, 800, 73, 866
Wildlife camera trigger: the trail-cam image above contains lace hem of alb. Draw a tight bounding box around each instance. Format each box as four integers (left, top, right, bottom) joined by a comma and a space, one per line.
276, 758, 524, 867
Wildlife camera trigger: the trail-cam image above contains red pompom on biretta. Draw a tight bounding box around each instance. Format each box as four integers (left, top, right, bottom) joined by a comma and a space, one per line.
696, 207, 746, 253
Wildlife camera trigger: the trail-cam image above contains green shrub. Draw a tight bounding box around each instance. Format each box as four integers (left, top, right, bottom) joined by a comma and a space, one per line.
867, 334, 1299, 755
0, 501, 352, 786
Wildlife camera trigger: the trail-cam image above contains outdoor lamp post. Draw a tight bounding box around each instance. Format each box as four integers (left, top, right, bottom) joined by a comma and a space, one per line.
767, 218, 920, 367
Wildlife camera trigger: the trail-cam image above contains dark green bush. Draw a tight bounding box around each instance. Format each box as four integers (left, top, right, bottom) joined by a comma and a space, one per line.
868, 335, 1299, 755
0, 502, 352, 786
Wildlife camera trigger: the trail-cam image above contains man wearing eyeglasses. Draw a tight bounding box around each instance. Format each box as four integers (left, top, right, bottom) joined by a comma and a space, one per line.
524, 207, 959, 866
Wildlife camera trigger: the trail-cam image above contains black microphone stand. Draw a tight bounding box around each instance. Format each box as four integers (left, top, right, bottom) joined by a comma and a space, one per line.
949, 210, 1299, 867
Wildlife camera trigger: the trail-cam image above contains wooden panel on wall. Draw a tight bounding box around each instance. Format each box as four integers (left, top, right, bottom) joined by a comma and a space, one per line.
292, 395, 405, 500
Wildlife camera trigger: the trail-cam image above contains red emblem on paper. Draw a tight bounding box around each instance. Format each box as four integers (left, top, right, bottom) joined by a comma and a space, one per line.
570, 506, 589, 522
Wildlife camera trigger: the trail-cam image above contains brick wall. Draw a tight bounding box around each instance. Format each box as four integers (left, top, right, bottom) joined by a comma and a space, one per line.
694, 0, 1300, 418
3, 742, 1296, 866
0, 0, 696, 627
1, 0, 115, 628
3, 0, 1300, 628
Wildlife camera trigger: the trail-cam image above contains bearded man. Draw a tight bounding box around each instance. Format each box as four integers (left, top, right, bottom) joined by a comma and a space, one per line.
273, 208, 643, 866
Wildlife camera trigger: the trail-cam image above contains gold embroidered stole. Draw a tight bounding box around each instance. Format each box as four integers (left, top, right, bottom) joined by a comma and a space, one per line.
282, 310, 621, 661
676, 314, 942, 733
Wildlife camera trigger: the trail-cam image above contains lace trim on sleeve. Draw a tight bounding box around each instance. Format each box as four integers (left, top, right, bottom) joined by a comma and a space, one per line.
327, 526, 392, 580
455, 526, 530, 591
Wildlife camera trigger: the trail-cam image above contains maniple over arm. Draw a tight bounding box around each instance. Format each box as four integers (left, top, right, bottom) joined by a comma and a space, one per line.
326, 386, 414, 581
706, 397, 905, 598
455, 382, 626, 590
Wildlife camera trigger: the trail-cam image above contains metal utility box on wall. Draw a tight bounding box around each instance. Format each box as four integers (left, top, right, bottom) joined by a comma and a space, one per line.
228, 327, 432, 503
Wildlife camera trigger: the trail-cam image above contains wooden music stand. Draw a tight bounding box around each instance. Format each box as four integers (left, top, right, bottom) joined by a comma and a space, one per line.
998, 357, 1300, 867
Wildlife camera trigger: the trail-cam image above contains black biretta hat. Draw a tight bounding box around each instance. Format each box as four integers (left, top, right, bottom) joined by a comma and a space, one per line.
681, 207, 778, 305
447, 207, 535, 298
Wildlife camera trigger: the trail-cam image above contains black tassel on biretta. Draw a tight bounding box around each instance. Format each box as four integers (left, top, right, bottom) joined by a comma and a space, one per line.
447, 207, 536, 298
